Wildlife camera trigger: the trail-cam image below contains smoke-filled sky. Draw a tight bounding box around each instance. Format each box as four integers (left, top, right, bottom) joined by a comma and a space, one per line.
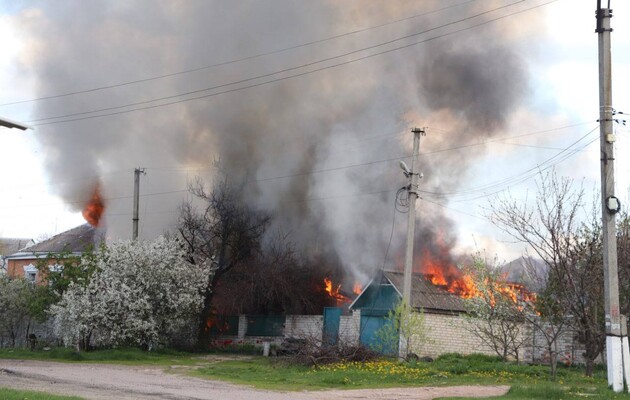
1, 0, 630, 282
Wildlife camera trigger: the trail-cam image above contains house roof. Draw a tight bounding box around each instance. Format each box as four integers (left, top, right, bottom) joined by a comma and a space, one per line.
350, 270, 467, 314
6, 224, 103, 258
0, 238, 34, 256
384, 271, 467, 313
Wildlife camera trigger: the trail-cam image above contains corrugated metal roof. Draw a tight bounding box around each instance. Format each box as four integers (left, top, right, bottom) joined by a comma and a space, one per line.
7, 224, 103, 256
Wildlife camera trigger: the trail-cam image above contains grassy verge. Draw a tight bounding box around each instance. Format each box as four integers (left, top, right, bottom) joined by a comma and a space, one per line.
0, 347, 199, 366
194, 353, 630, 398
2, 348, 630, 399
0, 387, 83, 400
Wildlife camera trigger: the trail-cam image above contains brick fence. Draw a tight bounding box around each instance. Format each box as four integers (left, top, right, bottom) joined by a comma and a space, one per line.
211, 310, 595, 365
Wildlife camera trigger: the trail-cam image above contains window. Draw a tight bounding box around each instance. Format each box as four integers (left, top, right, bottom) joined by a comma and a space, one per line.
23, 264, 37, 284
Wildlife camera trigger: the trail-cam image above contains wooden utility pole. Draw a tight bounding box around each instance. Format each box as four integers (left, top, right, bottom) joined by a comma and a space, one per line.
132, 168, 146, 240
596, 1, 627, 392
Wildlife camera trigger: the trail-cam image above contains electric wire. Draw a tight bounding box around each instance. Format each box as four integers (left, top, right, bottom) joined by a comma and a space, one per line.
0, 120, 598, 196
0, 0, 478, 107
28, 0, 557, 127
417, 126, 599, 200
356, 184, 401, 339
28, 0, 525, 123
0, 123, 599, 210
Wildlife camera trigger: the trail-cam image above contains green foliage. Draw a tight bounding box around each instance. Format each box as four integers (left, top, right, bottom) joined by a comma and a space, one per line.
0, 346, 193, 365
373, 301, 430, 357
37, 246, 100, 296
0, 276, 35, 346
27, 285, 58, 322
0, 388, 83, 400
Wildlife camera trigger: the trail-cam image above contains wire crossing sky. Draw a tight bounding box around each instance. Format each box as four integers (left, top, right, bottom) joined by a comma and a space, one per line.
1, 0, 629, 278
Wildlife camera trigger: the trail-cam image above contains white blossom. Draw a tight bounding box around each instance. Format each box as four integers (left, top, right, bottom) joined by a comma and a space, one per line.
51, 237, 211, 349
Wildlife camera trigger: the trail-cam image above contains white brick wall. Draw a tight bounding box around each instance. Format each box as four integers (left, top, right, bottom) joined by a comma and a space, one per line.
339, 310, 361, 346
210, 311, 602, 366
414, 312, 496, 358
284, 315, 323, 341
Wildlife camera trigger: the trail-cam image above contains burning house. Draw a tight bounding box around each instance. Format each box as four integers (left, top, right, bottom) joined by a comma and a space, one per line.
349, 271, 486, 357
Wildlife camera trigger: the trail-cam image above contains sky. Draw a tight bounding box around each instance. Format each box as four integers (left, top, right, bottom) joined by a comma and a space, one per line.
0, 0, 629, 280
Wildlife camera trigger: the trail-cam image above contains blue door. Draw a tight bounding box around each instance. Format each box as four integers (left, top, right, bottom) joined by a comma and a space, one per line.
323, 307, 342, 346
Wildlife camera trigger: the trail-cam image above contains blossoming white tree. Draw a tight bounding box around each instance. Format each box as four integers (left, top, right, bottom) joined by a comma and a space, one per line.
51, 237, 211, 350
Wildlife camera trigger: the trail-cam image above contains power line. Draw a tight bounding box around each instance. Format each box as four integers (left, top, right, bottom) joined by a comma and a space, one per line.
418, 126, 599, 200
30, 0, 556, 127
0, 124, 599, 211
0, 121, 597, 196
0, 0, 478, 107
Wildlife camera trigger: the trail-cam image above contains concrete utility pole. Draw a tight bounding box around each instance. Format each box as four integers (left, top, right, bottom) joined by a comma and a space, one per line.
596, 1, 627, 392
402, 127, 425, 306
399, 127, 425, 358
132, 168, 146, 240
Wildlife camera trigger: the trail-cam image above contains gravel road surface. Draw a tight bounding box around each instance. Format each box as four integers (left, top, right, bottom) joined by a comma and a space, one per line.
0, 359, 510, 400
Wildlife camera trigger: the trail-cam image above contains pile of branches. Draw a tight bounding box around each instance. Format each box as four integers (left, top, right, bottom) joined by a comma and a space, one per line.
278, 337, 379, 366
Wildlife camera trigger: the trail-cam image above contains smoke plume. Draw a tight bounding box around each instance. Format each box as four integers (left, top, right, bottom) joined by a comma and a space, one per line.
11, 0, 541, 283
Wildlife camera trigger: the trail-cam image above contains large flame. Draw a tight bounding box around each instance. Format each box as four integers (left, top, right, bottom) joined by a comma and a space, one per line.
416, 243, 535, 305
419, 248, 478, 297
324, 277, 344, 300
323, 277, 360, 304
82, 185, 105, 227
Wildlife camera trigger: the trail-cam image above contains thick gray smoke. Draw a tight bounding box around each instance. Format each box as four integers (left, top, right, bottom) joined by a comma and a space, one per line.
13, 0, 537, 283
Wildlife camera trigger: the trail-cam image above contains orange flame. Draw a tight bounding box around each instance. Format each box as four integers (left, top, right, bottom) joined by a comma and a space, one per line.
352, 282, 363, 295
82, 185, 105, 227
415, 245, 535, 305
324, 277, 342, 298
324, 277, 353, 304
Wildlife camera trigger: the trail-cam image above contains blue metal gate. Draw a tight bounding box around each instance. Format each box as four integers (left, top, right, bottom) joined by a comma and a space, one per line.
360, 312, 398, 355
322, 307, 342, 346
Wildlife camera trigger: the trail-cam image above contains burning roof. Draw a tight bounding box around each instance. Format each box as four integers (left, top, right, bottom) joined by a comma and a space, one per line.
384, 271, 467, 313
82, 184, 105, 227
350, 269, 536, 315
350, 271, 467, 314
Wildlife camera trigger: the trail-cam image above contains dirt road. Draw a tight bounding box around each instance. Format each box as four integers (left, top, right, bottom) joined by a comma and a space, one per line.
0, 359, 510, 400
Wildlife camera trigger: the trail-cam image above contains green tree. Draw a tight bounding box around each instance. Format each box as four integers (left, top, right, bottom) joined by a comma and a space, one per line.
0, 276, 33, 347
374, 301, 430, 358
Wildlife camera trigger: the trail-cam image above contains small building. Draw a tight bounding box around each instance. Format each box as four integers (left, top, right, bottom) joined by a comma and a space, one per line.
5, 224, 103, 284
349, 270, 496, 358
0, 237, 34, 274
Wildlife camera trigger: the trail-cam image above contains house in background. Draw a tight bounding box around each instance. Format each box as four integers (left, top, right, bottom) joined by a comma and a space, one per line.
0, 237, 34, 275
5, 224, 103, 284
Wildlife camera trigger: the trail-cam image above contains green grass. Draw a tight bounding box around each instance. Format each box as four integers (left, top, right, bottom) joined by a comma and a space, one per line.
2, 348, 630, 399
444, 382, 628, 399
0, 387, 83, 400
0, 347, 199, 366
194, 353, 630, 398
